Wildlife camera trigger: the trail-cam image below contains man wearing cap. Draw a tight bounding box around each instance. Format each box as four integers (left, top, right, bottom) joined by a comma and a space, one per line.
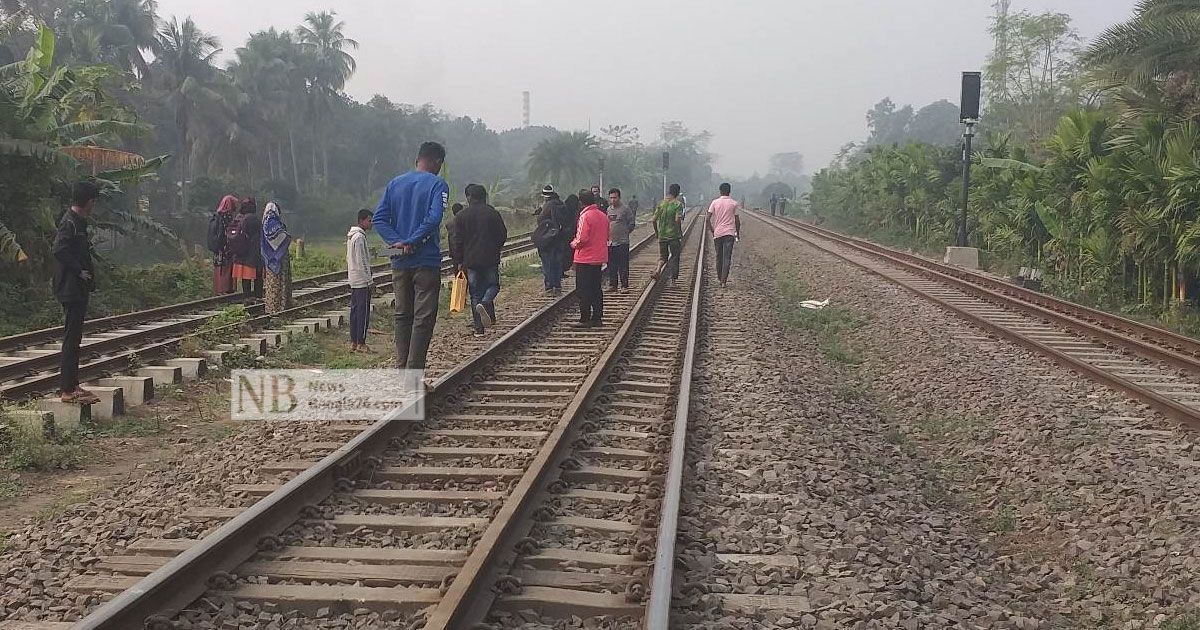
533, 185, 570, 296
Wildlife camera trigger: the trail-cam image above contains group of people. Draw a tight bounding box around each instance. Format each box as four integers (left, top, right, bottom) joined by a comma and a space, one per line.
769, 194, 790, 217
207, 195, 295, 313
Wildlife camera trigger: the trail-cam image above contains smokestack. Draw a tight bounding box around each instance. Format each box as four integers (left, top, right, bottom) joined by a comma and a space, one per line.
522, 91, 530, 128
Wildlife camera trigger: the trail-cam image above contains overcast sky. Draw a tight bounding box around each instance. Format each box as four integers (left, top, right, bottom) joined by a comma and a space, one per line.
155, 0, 1138, 177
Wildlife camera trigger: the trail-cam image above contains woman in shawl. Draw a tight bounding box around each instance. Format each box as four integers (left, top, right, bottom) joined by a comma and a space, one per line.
261, 201, 294, 313
212, 195, 239, 295
231, 197, 262, 298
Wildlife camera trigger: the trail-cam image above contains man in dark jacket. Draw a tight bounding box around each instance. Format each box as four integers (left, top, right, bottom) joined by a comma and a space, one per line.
534, 186, 567, 296
53, 181, 102, 404
452, 184, 508, 336
445, 202, 464, 264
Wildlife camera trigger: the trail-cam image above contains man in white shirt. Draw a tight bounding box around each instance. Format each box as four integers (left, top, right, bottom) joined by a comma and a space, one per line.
706, 183, 741, 287
346, 209, 374, 352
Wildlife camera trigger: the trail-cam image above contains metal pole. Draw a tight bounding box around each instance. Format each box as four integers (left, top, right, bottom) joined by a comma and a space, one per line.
958, 121, 975, 247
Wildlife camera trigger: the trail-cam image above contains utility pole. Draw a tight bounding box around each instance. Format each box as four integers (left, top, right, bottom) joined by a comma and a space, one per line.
522, 91, 530, 128
662, 151, 670, 199
598, 156, 605, 193
958, 121, 975, 247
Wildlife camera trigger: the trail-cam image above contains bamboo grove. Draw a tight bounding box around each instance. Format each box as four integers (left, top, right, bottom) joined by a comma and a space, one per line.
811, 0, 1200, 311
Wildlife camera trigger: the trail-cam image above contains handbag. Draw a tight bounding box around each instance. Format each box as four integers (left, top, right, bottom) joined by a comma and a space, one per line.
449, 270, 468, 313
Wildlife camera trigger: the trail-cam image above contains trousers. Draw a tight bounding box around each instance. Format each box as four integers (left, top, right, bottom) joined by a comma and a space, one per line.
575, 263, 604, 324
658, 238, 682, 280
392, 266, 441, 370
467, 265, 501, 332
714, 235, 736, 282
538, 244, 563, 290
607, 243, 630, 289
349, 286, 371, 344
60, 298, 88, 393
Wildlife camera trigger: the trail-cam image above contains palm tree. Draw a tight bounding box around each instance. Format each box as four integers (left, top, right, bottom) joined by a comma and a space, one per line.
64, 0, 159, 77
296, 10, 357, 189
155, 16, 221, 214
229, 28, 305, 190
527, 131, 599, 192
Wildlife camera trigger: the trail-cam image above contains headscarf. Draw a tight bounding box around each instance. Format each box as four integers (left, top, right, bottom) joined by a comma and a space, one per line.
261, 201, 291, 274
217, 195, 239, 215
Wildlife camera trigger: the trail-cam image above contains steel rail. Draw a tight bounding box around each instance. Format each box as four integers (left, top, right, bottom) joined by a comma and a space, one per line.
0, 232, 533, 354
644, 224, 707, 629
421, 216, 703, 630
778, 216, 1200, 359
68, 227, 647, 630
755, 213, 1200, 429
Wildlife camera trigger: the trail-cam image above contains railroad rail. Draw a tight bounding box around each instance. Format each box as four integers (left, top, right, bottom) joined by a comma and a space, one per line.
0, 233, 535, 400
755, 212, 1200, 428
59, 220, 697, 629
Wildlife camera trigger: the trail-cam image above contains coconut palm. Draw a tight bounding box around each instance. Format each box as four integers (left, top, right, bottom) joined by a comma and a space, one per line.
296, 10, 357, 189
155, 16, 221, 213
527, 131, 599, 193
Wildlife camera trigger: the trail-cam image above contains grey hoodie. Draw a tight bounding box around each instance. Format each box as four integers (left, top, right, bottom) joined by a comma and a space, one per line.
346, 226, 372, 288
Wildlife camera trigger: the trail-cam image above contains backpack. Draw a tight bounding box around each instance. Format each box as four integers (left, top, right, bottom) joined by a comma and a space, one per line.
225, 213, 251, 257
206, 213, 226, 254
532, 212, 561, 248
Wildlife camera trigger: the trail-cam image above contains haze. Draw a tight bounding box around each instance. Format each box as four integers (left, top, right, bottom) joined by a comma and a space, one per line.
154, 0, 1138, 176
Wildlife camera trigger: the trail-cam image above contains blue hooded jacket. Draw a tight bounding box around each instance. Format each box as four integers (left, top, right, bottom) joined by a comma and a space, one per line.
373, 170, 448, 269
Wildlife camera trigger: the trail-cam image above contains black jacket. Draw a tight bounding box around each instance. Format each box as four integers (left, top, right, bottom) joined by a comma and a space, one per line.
233, 211, 262, 267
451, 202, 508, 268
52, 210, 95, 303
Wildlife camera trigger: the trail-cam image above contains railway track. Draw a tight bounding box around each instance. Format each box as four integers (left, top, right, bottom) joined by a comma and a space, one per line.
44, 222, 699, 630
0, 233, 536, 400
755, 211, 1200, 428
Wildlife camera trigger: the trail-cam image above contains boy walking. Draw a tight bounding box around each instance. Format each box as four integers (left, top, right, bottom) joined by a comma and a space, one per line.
373, 142, 448, 370
451, 184, 508, 337
653, 184, 685, 284
707, 183, 741, 287
53, 181, 101, 404
347, 209, 374, 352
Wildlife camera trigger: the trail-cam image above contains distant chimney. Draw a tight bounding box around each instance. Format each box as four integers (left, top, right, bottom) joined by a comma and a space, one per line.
522, 91, 530, 128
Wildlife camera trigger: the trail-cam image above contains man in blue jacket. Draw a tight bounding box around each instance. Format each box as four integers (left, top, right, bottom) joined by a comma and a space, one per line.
373, 142, 448, 370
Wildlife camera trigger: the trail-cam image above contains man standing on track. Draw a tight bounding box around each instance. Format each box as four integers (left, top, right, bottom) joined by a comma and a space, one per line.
707, 182, 741, 287
653, 184, 685, 285
770, 194, 778, 217
347, 209, 374, 353
606, 188, 635, 293
53, 181, 101, 405
373, 141, 448, 371
571, 191, 609, 328
778, 197, 789, 216
452, 184, 508, 337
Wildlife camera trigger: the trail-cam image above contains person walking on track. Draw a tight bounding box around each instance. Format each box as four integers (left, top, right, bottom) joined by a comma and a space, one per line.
452, 184, 508, 337
778, 197, 788, 216
770, 194, 778, 217
653, 184, 685, 285
606, 187, 635, 293
707, 182, 741, 287
373, 141, 448, 371
53, 181, 101, 405
534, 185, 567, 296
571, 190, 609, 328
347, 209, 374, 353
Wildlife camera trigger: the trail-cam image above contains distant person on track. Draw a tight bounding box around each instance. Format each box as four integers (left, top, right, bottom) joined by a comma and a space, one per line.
261, 201, 294, 314
534, 185, 567, 296
769, 194, 778, 217
778, 197, 789, 216
591, 185, 608, 210
208, 195, 239, 295
653, 184, 685, 285
452, 184, 508, 337
562, 193, 581, 279
53, 181, 102, 405
628, 195, 640, 219
571, 190, 609, 327
347, 209, 374, 353
606, 187, 635, 293
231, 197, 262, 298
707, 182, 741, 287
446, 202, 464, 266
373, 141, 449, 371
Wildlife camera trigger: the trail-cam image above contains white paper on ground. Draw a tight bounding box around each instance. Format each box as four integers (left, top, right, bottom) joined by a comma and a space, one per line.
800, 298, 831, 310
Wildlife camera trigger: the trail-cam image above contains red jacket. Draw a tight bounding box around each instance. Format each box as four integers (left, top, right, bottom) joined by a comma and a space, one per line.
572, 204, 610, 264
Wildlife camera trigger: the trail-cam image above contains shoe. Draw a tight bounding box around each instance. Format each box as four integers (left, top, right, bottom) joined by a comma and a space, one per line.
483, 301, 497, 325
360, 344, 374, 354
368, 328, 384, 335
572, 321, 598, 329
552, 288, 563, 297
475, 303, 490, 328
620, 286, 630, 294
472, 331, 486, 338
62, 389, 100, 404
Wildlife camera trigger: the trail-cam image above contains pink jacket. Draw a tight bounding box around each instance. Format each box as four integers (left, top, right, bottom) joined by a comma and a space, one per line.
571, 204, 610, 265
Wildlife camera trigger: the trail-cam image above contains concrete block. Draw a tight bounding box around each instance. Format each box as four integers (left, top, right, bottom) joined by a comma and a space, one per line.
78, 385, 125, 421
97, 376, 154, 406
165, 358, 207, 380
135, 365, 182, 387
239, 337, 269, 355
944, 246, 980, 270
14, 349, 56, 358
35, 399, 91, 433
202, 350, 229, 366
216, 343, 251, 353
323, 311, 347, 327
297, 318, 325, 332
262, 329, 292, 346
284, 323, 313, 337
3, 409, 55, 437
255, 331, 284, 347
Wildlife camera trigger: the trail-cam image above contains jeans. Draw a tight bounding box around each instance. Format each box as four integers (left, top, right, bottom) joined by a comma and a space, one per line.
467, 266, 500, 332
575, 263, 604, 324
607, 243, 630, 289
538, 244, 563, 290
349, 286, 371, 344
658, 238, 682, 281
392, 266, 441, 370
714, 235, 736, 283
60, 298, 87, 393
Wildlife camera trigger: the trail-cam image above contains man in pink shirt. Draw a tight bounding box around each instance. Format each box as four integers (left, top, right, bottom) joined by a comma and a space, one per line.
707, 182, 741, 287
571, 190, 610, 327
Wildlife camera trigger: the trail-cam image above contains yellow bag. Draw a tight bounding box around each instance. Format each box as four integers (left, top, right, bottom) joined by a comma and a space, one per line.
449, 271, 468, 313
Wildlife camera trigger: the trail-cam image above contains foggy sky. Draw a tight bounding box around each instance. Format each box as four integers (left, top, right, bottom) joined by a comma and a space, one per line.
154, 0, 1138, 177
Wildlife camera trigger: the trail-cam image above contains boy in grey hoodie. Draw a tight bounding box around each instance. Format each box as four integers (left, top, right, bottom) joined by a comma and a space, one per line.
347, 209, 374, 352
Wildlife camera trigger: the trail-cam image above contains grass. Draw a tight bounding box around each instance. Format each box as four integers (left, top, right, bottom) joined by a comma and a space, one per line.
1, 423, 87, 471
1163, 613, 1200, 630
991, 504, 1017, 534
772, 271, 863, 364
0, 476, 19, 501
502, 258, 541, 282
35, 485, 100, 522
